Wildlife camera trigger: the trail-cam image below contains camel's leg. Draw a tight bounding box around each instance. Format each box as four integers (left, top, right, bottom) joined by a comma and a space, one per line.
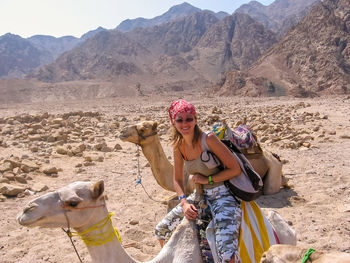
263, 152, 283, 195
167, 197, 180, 213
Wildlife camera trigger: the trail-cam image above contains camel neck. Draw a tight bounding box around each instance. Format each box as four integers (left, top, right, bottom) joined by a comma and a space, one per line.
75, 208, 136, 263
141, 135, 174, 191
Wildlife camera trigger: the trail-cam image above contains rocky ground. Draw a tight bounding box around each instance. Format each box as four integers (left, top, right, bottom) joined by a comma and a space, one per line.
0, 93, 349, 262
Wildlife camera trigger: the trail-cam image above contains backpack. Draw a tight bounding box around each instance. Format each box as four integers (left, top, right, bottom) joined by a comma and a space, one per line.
212, 122, 256, 149
212, 122, 263, 201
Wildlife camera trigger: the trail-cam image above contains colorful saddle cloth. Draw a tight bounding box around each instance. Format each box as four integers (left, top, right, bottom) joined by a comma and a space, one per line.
212, 122, 256, 149
203, 201, 279, 263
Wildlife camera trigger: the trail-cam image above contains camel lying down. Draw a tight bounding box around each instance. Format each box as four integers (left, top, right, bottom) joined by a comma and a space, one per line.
17, 181, 296, 263
260, 244, 350, 263
17, 180, 202, 263
119, 121, 284, 196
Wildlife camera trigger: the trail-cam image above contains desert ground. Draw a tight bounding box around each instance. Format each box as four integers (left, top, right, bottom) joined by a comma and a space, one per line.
0, 92, 349, 262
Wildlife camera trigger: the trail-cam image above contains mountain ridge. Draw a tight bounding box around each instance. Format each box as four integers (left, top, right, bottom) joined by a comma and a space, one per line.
216, 0, 350, 97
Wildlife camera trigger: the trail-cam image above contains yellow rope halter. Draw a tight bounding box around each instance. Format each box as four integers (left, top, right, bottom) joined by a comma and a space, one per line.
68, 212, 122, 246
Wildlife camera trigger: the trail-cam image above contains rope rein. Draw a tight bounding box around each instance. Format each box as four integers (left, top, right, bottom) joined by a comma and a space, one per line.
61, 204, 121, 262
134, 127, 163, 203
62, 210, 84, 263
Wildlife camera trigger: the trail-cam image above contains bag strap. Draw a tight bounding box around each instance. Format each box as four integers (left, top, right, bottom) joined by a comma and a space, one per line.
201, 132, 210, 152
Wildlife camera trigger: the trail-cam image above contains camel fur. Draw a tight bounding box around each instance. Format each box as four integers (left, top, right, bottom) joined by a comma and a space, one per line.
18, 180, 299, 263
17, 180, 202, 263
260, 244, 350, 263
119, 121, 283, 196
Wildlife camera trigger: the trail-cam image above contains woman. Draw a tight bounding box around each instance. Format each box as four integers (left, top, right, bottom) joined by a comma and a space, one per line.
155, 99, 242, 263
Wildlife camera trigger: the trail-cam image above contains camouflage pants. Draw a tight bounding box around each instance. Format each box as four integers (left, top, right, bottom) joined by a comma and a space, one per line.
154, 185, 241, 263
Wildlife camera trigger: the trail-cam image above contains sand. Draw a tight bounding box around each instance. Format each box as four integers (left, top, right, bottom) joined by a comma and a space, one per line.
0, 93, 349, 262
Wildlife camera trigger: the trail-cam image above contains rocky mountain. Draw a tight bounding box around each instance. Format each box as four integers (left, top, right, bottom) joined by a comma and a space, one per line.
216, 0, 350, 97
116, 2, 228, 32
0, 2, 227, 80
27, 35, 79, 61
80, 26, 107, 41
0, 28, 106, 79
29, 11, 277, 93
116, 2, 201, 32
192, 13, 277, 79
0, 33, 50, 78
28, 27, 107, 61
235, 0, 319, 36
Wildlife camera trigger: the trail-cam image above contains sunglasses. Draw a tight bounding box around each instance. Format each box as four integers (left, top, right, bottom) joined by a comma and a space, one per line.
175, 117, 194, 123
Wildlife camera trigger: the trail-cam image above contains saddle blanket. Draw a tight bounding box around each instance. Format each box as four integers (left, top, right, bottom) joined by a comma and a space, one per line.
206, 201, 279, 263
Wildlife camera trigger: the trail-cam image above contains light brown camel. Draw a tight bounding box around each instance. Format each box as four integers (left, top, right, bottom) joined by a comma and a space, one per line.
17, 181, 296, 263
260, 244, 350, 263
17, 180, 202, 263
119, 121, 283, 196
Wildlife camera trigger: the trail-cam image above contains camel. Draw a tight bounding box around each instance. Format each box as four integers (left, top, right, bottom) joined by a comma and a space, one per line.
260, 244, 350, 263
17, 180, 203, 263
17, 180, 296, 263
119, 121, 283, 196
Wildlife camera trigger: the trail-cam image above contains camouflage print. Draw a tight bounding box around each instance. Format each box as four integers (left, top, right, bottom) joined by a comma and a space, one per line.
204, 185, 241, 263
155, 185, 241, 263
154, 192, 196, 240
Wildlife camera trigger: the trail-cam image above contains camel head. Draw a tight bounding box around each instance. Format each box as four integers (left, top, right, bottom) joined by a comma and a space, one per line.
17, 181, 106, 230
119, 121, 158, 145
260, 244, 350, 263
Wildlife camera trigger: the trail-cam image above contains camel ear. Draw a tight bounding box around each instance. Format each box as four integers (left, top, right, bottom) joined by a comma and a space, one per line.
152, 121, 158, 131
91, 180, 104, 199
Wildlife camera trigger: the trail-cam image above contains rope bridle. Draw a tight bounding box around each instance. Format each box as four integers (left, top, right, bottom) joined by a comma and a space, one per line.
61, 200, 121, 263
134, 126, 163, 203
134, 126, 157, 146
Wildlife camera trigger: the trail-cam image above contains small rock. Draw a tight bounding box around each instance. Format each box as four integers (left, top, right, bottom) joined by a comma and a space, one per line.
114, 143, 123, 151
30, 183, 49, 192
56, 146, 68, 155
0, 194, 6, 201
41, 166, 58, 175
14, 175, 27, 184
129, 220, 139, 225
305, 170, 317, 174
101, 146, 112, 152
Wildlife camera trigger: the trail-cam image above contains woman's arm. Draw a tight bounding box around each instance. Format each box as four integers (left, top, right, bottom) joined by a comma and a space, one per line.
173, 146, 198, 220
192, 133, 241, 185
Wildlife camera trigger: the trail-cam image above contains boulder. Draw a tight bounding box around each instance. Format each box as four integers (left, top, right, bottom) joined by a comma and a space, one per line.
0, 162, 13, 172
0, 183, 27, 196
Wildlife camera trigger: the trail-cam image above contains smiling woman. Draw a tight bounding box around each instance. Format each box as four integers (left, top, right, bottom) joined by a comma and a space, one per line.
155, 98, 244, 263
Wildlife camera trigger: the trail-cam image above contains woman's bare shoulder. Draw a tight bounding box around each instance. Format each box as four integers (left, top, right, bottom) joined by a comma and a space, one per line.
206, 132, 222, 147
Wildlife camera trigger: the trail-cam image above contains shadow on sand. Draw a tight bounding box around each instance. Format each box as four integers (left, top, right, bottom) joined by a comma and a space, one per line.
256, 187, 298, 209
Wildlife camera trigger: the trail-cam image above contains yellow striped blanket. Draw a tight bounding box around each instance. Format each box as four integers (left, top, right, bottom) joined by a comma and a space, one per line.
206, 201, 279, 263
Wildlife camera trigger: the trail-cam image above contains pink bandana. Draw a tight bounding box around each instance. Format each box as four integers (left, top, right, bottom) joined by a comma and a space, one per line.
168, 99, 196, 124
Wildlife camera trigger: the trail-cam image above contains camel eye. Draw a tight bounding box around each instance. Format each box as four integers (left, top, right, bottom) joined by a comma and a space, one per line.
65, 201, 79, 208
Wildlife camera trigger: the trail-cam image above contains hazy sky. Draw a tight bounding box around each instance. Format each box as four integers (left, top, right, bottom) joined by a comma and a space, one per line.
1, 0, 275, 38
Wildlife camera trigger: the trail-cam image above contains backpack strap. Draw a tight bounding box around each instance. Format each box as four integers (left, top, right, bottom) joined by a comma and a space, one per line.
201, 132, 211, 152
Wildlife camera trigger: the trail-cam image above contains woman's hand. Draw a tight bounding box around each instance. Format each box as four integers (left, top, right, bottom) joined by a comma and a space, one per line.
192, 173, 208, 184
182, 202, 198, 220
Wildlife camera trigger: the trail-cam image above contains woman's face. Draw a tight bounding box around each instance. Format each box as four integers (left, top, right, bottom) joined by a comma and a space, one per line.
174, 112, 197, 136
